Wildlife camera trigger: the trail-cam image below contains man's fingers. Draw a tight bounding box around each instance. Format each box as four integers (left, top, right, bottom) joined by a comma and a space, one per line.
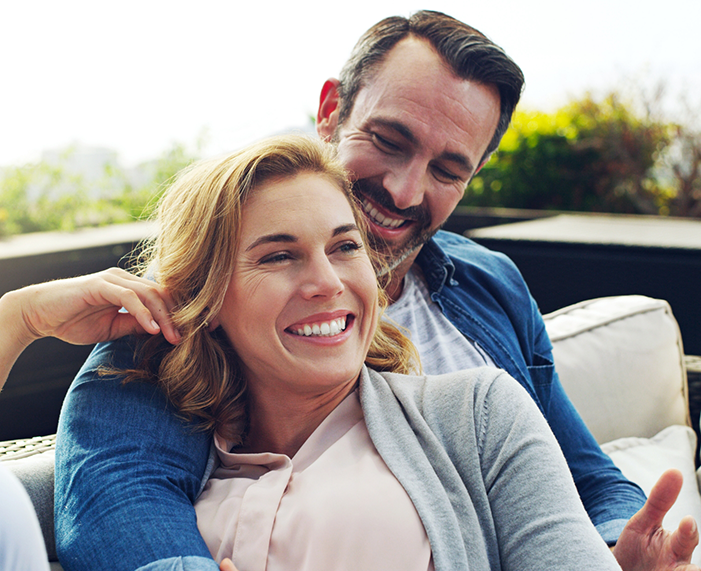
635, 469, 684, 530
670, 515, 699, 561
219, 559, 238, 571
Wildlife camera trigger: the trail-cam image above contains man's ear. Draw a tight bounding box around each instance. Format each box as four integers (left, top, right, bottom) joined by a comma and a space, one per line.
474, 154, 492, 177
316, 78, 341, 141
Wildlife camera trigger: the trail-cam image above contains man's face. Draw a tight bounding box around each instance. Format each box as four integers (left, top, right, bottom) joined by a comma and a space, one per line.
317, 37, 501, 279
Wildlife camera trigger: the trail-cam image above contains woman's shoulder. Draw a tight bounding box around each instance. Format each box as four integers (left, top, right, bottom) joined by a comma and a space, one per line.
365, 365, 530, 426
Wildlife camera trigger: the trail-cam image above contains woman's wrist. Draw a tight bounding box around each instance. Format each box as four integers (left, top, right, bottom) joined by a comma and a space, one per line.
0, 288, 41, 388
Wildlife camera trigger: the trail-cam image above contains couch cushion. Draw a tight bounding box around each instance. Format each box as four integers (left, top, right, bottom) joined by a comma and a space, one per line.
602, 425, 701, 565
544, 295, 689, 444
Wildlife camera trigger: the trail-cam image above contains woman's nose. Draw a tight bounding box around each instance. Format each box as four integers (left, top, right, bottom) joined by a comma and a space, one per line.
299, 255, 344, 299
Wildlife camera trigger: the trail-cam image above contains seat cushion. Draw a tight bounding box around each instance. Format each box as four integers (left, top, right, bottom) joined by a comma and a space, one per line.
543, 295, 689, 444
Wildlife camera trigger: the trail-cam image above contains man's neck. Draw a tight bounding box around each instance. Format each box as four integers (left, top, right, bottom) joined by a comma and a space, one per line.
384, 249, 420, 303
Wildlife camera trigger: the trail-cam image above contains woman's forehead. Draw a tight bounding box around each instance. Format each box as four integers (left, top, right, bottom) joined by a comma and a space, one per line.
241, 173, 357, 235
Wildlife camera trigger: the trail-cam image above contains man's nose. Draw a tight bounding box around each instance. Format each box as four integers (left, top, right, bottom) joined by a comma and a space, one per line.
383, 160, 426, 210
299, 255, 344, 299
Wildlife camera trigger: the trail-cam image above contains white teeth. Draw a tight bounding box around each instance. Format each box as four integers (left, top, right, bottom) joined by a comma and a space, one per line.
292, 317, 347, 338
362, 198, 404, 229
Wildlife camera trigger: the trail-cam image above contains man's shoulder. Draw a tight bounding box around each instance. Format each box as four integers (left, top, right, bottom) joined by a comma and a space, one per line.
429, 230, 521, 275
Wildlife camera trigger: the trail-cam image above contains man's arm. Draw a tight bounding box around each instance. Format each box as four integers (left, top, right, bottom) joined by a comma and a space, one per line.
529, 298, 648, 542
54, 338, 218, 571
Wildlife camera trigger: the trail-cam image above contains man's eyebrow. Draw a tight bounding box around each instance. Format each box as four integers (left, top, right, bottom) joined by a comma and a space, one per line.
370, 118, 475, 174
245, 224, 359, 252
370, 118, 418, 145
440, 151, 475, 175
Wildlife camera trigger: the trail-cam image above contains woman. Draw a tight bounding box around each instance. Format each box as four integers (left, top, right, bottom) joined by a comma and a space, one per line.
55, 134, 623, 570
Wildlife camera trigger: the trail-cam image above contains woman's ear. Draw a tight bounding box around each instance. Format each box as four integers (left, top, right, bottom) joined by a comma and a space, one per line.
208, 316, 221, 332
316, 79, 341, 141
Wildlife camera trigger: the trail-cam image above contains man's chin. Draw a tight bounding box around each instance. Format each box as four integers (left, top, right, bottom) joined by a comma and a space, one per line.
367, 227, 439, 277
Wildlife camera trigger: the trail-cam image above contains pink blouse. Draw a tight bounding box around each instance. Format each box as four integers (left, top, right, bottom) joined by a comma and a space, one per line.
194, 390, 434, 571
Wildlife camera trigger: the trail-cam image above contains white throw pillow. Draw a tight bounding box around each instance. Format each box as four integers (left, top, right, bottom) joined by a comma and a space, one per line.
602, 425, 701, 564
544, 295, 689, 444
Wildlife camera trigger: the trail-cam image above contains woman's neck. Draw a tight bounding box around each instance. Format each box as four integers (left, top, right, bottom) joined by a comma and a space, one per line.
240, 378, 359, 458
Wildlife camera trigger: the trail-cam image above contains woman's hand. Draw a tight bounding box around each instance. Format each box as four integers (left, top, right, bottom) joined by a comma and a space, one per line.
0, 268, 180, 388
11, 267, 181, 346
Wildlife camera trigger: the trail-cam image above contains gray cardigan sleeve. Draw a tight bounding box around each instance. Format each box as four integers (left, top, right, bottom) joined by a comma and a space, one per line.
362, 366, 621, 571
474, 371, 621, 570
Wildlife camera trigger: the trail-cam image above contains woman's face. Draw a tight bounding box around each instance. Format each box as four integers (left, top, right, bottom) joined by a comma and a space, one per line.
215, 172, 379, 399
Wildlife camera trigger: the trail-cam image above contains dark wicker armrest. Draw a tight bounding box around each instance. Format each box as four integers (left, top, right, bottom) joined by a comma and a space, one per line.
0, 434, 56, 461
685, 355, 701, 467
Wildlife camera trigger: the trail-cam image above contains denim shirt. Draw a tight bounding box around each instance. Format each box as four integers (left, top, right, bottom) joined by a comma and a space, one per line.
417, 231, 646, 543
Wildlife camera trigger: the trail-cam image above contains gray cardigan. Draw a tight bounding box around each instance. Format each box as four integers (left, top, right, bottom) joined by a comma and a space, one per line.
359, 365, 621, 571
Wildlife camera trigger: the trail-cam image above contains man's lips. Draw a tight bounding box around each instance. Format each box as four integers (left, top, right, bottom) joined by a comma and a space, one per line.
360, 197, 408, 230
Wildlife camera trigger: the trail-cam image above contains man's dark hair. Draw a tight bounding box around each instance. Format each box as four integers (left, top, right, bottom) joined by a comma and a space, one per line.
337, 10, 525, 164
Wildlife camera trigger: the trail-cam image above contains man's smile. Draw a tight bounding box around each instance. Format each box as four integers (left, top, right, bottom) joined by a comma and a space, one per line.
360, 197, 406, 229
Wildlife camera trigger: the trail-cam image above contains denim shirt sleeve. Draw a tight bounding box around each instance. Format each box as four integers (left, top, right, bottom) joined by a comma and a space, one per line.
55, 337, 215, 571
544, 368, 647, 543
525, 295, 646, 542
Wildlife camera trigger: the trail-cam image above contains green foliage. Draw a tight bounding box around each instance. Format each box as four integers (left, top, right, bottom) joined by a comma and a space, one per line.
465, 93, 680, 216
0, 142, 200, 238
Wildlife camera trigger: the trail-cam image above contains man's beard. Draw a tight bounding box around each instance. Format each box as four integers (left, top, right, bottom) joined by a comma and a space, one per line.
353, 178, 439, 275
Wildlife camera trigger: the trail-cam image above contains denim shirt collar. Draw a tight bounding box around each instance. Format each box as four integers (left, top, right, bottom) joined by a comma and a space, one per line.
414, 237, 456, 297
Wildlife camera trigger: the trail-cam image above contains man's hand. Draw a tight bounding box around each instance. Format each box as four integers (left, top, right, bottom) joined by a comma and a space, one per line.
614, 469, 700, 571
220, 559, 238, 571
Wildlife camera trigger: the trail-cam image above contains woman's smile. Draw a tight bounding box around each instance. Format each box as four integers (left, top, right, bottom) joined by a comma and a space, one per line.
286, 312, 352, 340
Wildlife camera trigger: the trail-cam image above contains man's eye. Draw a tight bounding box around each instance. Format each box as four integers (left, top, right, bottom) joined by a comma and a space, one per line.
372, 133, 400, 152
432, 166, 462, 184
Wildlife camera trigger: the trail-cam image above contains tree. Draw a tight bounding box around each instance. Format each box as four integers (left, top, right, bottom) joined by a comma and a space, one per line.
0, 141, 201, 237
464, 89, 701, 218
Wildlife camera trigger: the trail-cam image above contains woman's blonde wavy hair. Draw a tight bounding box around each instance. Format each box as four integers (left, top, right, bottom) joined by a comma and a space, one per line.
126, 135, 420, 442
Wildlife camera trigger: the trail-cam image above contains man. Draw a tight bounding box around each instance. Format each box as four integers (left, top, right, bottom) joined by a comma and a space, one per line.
315, 8, 639, 538
41, 10, 699, 571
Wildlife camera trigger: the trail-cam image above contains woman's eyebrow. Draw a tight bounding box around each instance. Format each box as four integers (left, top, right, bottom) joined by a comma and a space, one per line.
333, 223, 360, 236
246, 233, 296, 252
246, 224, 360, 252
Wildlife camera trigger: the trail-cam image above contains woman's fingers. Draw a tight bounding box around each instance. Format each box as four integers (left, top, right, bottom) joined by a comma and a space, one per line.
26, 268, 181, 346
98, 270, 181, 344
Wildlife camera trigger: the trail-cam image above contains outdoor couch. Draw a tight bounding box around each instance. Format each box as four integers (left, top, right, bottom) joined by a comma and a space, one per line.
1, 294, 700, 569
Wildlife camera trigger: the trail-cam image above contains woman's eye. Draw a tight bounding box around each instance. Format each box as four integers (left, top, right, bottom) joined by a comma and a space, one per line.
260, 252, 292, 264
337, 241, 362, 254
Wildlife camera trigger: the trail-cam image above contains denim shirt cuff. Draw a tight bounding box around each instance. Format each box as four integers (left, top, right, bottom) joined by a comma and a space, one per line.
136, 556, 219, 571
595, 518, 628, 546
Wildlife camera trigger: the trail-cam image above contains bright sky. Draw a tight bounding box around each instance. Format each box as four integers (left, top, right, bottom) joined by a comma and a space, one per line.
1, 0, 699, 167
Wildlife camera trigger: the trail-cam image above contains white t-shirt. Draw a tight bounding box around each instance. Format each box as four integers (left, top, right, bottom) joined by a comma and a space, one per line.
385, 265, 495, 375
